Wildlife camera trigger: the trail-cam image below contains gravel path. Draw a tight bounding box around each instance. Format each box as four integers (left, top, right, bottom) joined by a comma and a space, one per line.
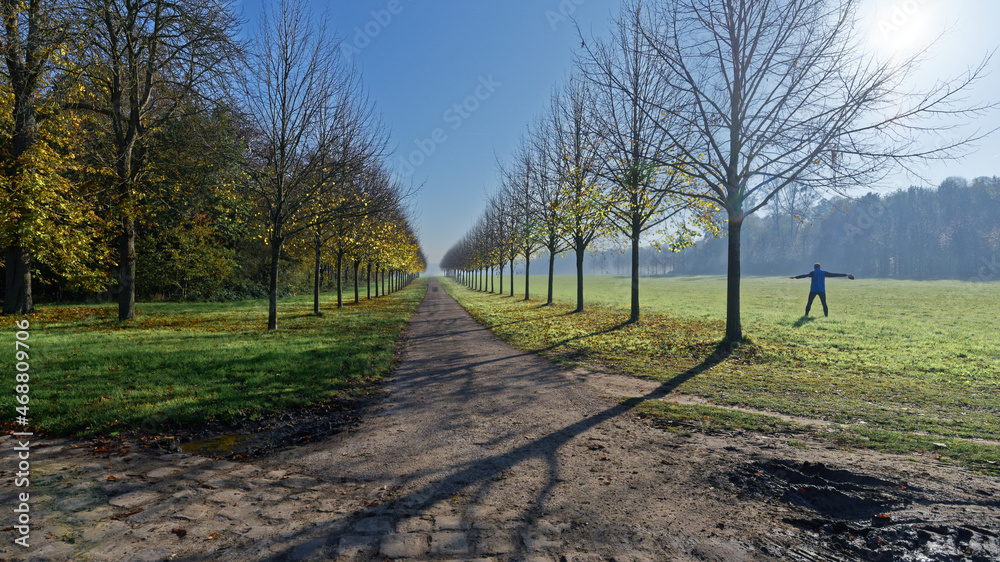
2, 277, 998, 561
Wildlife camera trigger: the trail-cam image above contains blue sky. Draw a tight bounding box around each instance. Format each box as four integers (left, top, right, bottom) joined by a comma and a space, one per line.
238, 1, 1000, 272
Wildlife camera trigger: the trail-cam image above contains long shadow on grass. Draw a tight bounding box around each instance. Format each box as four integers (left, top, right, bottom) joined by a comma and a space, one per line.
533, 319, 632, 354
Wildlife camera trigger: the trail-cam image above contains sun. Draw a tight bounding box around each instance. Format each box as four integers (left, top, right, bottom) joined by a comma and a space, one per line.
864, 0, 940, 59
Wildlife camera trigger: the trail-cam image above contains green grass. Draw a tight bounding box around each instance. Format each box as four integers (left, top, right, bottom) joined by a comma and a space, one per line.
1, 279, 427, 436
444, 274, 1000, 475
632, 399, 799, 435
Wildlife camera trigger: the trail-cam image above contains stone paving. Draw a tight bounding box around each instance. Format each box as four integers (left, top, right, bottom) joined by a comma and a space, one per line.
0, 435, 624, 561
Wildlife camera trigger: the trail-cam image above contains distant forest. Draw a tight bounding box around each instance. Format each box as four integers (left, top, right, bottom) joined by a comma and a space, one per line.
524, 176, 1000, 281
673, 176, 1000, 281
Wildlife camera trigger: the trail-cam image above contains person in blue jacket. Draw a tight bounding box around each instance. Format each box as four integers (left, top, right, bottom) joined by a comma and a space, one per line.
790, 263, 854, 316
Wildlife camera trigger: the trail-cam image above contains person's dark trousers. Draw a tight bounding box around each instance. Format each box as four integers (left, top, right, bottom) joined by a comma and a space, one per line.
806, 291, 828, 316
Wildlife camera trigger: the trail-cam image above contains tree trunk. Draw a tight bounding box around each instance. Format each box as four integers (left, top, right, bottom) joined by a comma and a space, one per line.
575, 242, 584, 313
499, 260, 504, 295
3, 84, 37, 315
313, 236, 322, 314
336, 250, 344, 308
509, 259, 514, 297
381, 268, 386, 296
2, 245, 33, 314
725, 213, 743, 343
267, 233, 282, 331
118, 217, 136, 321
354, 260, 360, 304
523, 255, 531, 301
547, 247, 556, 305
629, 220, 640, 323
366, 262, 372, 300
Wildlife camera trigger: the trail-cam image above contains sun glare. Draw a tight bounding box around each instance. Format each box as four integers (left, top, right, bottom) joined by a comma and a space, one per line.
864, 0, 940, 59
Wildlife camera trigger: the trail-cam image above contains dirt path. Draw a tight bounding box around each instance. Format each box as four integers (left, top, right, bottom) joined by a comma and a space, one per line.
2, 277, 998, 561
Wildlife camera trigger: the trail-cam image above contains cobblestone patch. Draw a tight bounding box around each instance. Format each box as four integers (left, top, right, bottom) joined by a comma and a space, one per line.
379, 532, 430, 558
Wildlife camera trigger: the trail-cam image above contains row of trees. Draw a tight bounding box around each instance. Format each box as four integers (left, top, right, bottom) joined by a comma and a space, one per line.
444, 0, 991, 343
0, 0, 426, 329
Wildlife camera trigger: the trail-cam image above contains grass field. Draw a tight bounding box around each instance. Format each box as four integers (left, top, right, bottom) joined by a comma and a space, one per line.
444, 274, 1000, 475
1, 279, 427, 436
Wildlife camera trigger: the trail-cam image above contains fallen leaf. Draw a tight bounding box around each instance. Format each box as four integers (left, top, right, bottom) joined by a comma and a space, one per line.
107, 475, 118, 482
172, 529, 187, 538
207, 532, 220, 540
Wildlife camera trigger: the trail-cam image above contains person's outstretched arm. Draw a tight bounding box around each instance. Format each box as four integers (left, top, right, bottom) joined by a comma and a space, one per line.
827, 272, 855, 280
789, 272, 812, 279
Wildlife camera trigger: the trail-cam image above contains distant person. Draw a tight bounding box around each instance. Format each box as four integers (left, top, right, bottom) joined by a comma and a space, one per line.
789, 263, 854, 317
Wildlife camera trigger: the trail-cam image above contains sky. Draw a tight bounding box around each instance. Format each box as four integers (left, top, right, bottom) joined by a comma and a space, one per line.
237, 0, 1000, 274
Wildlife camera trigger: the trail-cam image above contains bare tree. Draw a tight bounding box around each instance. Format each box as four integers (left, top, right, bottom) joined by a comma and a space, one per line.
642, 0, 993, 343
580, 0, 717, 323
498, 134, 544, 300
529, 115, 569, 306
237, 0, 382, 330
485, 186, 512, 296
549, 76, 605, 313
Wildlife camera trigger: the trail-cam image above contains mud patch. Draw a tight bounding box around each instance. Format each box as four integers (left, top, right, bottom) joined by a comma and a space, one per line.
111, 398, 374, 460
726, 459, 908, 518
721, 459, 1000, 561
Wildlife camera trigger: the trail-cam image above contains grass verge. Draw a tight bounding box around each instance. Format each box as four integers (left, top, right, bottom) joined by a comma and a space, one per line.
441, 276, 1000, 476
1, 279, 427, 436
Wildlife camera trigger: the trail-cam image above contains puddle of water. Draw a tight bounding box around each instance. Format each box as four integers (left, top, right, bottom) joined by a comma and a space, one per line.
179, 433, 254, 456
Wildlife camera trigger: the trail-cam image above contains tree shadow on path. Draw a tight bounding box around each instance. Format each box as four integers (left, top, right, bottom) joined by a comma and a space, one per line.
234, 344, 734, 561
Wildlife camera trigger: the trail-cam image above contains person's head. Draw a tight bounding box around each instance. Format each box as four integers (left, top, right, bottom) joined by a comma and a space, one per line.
814, 262, 821, 269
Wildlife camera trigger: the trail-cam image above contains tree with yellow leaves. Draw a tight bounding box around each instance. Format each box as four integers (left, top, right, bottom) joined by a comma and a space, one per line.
2, 0, 108, 314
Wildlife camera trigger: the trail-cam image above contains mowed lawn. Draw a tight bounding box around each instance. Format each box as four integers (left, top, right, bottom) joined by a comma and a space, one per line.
445, 274, 1000, 474
0, 278, 427, 436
